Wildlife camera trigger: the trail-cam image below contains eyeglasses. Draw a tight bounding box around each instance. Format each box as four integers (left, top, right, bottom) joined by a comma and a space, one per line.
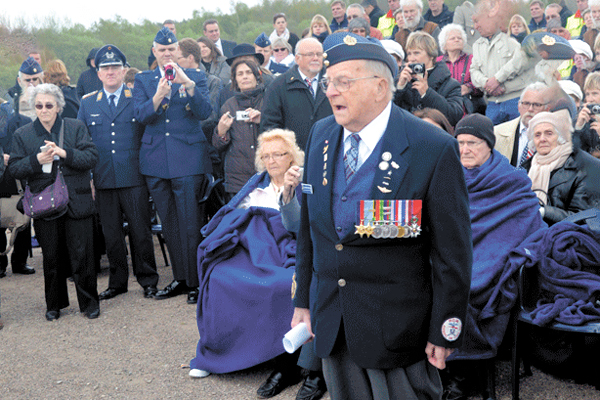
260, 152, 288, 161
297, 52, 324, 58
519, 101, 547, 110
457, 140, 485, 149
320, 75, 380, 92
35, 103, 56, 110
273, 48, 287, 53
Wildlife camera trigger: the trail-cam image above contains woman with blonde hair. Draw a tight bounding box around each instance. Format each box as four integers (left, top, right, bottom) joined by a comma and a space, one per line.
44, 59, 79, 119
508, 14, 530, 43
309, 14, 331, 43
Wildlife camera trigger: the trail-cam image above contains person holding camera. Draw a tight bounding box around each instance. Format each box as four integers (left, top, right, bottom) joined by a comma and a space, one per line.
575, 71, 600, 157
394, 31, 464, 126
213, 59, 265, 200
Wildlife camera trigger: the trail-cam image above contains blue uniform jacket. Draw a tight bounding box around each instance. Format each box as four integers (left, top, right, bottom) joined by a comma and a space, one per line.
77, 85, 144, 189
133, 67, 212, 179
293, 105, 473, 369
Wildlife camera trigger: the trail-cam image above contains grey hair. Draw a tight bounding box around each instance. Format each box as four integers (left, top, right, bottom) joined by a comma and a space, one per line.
153, 41, 179, 48
29, 83, 65, 113
363, 59, 396, 101
400, 0, 423, 10
272, 38, 293, 54
18, 70, 44, 79
295, 37, 321, 54
438, 24, 468, 53
589, 0, 600, 8
520, 81, 548, 100
348, 17, 370, 32
545, 3, 561, 13
347, 3, 366, 14
255, 129, 305, 172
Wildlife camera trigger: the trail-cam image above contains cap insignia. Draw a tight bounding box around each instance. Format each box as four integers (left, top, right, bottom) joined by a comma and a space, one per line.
343, 35, 358, 46
542, 35, 555, 46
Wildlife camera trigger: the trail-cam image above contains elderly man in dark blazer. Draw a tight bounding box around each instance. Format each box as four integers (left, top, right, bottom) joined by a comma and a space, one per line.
133, 27, 212, 304
291, 32, 472, 399
78, 44, 159, 301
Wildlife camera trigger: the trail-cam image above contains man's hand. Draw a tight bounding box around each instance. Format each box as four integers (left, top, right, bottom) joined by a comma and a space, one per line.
484, 76, 501, 94
291, 307, 313, 338
425, 342, 454, 369
3, 154, 9, 166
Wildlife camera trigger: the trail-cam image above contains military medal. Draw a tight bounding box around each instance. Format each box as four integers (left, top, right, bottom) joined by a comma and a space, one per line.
379, 161, 389, 170
372, 224, 383, 239
381, 152, 392, 161
322, 141, 329, 186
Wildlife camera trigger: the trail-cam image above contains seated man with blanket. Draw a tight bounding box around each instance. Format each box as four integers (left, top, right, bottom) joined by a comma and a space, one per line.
441, 114, 547, 400
189, 129, 304, 382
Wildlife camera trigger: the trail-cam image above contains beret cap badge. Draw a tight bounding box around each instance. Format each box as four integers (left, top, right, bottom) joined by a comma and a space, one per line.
344, 35, 358, 46
541, 35, 555, 46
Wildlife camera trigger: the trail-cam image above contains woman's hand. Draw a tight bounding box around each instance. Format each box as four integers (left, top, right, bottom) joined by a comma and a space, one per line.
217, 111, 234, 137
246, 108, 261, 124
36, 143, 54, 165
398, 64, 413, 88
411, 70, 429, 97
576, 105, 591, 130
282, 166, 302, 205
44, 140, 67, 159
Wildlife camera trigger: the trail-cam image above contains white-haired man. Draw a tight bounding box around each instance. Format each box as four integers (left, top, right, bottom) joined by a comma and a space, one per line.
394, 0, 440, 50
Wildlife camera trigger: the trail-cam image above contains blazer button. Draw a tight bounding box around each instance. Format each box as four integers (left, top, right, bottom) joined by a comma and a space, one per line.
165, 132, 170, 136
335, 244, 343, 251
91, 122, 95, 125
338, 279, 346, 287
111, 141, 115, 144
112, 150, 115, 154
111, 132, 115, 135
166, 119, 170, 123
111, 123, 115, 126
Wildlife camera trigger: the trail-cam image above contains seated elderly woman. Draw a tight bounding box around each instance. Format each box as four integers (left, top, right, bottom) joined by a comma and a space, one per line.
524, 109, 593, 226
441, 114, 546, 399
394, 31, 464, 126
189, 129, 305, 384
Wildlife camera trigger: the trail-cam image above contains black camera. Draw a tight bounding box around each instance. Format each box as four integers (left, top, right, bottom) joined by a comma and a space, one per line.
589, 104, 600, 114
164, 65, 176, 81
408, 63, 425, 77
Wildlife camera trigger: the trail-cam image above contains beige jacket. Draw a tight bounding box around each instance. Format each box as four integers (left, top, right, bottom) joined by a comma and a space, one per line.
493, 116, 520, 162
470, 32, 537, 103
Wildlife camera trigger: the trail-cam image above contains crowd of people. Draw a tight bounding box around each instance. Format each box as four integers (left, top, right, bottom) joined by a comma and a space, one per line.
1, 0, 600, 399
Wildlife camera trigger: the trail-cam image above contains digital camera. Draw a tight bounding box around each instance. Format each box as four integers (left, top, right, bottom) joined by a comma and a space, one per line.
164, 65, 176, 81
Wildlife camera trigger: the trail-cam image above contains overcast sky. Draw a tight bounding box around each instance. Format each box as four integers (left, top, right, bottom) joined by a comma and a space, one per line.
0, 1, 260, 29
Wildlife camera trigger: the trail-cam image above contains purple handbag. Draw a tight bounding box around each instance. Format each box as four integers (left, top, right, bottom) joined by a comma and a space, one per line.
22, 121, 70, 220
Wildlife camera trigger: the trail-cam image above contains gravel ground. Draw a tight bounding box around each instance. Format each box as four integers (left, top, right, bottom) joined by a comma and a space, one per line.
0, 239, 599, 400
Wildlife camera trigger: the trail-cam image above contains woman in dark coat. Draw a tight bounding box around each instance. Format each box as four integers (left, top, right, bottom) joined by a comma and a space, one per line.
525, 109, 592, 226
213, 59, 265, 198
8, 83, 99, 321
394, 31, 464, 126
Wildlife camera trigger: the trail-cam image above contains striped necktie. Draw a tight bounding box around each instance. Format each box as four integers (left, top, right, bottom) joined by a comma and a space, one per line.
305, 77, 315, 98
344, 133, 361, 181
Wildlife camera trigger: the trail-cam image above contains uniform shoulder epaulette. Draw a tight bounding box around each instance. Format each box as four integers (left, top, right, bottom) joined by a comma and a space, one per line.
82, 90, 98, 100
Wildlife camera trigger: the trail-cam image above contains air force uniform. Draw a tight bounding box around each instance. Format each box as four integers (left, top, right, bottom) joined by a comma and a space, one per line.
133, 28, 212, 293
78, 45, 158, 293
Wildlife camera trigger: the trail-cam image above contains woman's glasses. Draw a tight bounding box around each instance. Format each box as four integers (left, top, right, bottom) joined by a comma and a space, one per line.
35, 103, 56, 110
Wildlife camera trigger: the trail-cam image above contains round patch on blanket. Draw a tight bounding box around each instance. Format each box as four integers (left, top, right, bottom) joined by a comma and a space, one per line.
441, 318, 462, 342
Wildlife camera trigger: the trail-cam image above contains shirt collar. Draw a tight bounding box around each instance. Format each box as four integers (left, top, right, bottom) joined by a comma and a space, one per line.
104, 84, 124, 99
343, 101, 392, 151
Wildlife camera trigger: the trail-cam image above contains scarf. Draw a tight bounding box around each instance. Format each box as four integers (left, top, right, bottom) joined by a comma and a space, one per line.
529, 143, 572, 205
269, 28, 290, 45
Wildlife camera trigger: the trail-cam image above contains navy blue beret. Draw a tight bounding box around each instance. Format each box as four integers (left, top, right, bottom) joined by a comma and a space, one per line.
95, 44, 127, 68
20, 57, 43, 75
521, 32, 575, 60
154, 26, 177, 45
255, 32, 271, 48
322, 32, 398, 78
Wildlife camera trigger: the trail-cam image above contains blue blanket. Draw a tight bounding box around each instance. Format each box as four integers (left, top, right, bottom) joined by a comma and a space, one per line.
505, 221, 600, 326
450, 151, 546, 361
190, 172, 297, 373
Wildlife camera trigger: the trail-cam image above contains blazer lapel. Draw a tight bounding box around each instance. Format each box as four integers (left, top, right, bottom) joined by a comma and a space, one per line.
95, 90, 112, 119
369, 106, 410, 200
113, 85, 132, 119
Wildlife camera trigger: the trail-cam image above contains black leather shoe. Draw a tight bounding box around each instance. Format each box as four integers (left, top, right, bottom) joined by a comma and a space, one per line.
12, 264, 35, 275
442, 377, 469, 400
296, 371, 327, 400
143, 285, 158, 298
45, 310, 60, 321
257, 369, 303, 399
86, 309, 100, 319
187, 288, 199, 304
154, 280, 189, 300
99, 287, 128, 300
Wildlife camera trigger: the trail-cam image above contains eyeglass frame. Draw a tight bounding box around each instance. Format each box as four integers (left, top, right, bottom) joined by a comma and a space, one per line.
260, 151, 289, 161
320, 75, 380, 93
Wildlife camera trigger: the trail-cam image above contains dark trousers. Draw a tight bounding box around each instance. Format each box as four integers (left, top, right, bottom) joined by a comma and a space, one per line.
34, 215, 99, 313
145, 175, 206, 288
0, 222, 31, 270
96, 186, 158, 290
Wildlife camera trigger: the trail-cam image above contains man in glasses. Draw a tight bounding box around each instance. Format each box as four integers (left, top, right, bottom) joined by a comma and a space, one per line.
0, 57, 45, 278
291, 32, 471, 400
78, 44, 159, 301
260, 38, 333, 151
494, 82, 549, 168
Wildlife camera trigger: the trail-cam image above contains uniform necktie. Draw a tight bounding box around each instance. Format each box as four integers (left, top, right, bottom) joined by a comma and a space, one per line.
109, 94, 117, 114
305, 77, 315, 98
344, 133, 361, 181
